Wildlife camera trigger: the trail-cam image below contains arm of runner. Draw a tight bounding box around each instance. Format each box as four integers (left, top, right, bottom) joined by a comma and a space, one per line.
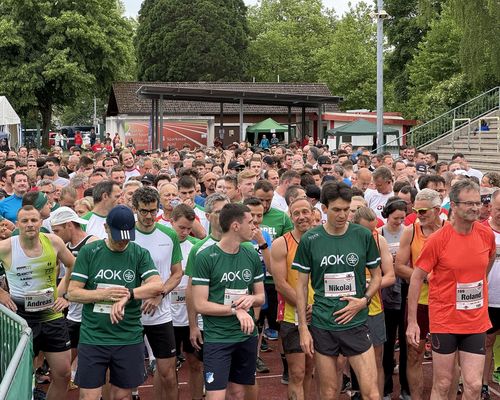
334, 266, 382, 324
378, 236, 396, 289
296, 271, 314, 357
192, 284, 235, 316
191, 219, 207, 239
0, 287, 17, 311
254, 229, 271, 273
272, 237, 297, 306
131, 274, 163, 300
186, 278, 203, 350
406, 267, 427, 348
67, 280, 130, 303
141, 262, 183, 316
394, 226, 414, 281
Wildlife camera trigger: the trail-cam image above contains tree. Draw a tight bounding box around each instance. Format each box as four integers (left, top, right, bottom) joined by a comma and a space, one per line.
406, 4, 470, 120
0, 0, 135, 146
135, 0, 249, 81
449, 0, 500, 90
315, 2, 376, 110
246, 0, 335, 83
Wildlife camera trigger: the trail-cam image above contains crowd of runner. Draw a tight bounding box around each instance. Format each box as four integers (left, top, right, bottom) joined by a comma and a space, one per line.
0, 138, 499, 400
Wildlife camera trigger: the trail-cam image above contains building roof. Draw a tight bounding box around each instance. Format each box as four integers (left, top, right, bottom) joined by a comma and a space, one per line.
107, 82, 341, 117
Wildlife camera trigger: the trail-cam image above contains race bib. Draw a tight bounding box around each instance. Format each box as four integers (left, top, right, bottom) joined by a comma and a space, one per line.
324, 272, 356, 298
456, 280, 484, 310
223, 288, 248, 306
387, 243, 400, 258
93, 283, 125, 314
24, 288, 54, 312
171, 288, 186, 305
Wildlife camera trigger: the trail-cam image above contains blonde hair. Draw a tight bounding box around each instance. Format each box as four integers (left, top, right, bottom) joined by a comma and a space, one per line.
352, 206, 376, 225
74, 197, 94, 215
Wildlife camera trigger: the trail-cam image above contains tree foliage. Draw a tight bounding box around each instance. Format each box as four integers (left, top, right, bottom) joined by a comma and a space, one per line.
0, 0, 135, 145
246, 0, 334, 82
135, 0, 249, 81
315, 2, 376, 111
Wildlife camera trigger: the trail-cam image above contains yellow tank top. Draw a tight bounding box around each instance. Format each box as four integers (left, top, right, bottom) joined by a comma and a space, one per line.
366, 230, 383, 316
283, 232, 314, 324
411, 221, 442, 305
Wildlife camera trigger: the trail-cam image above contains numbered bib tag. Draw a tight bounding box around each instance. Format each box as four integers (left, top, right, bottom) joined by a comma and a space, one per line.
24, 288, 54, 312
456, 280, 484, 310
93, 283, 124, 314
324, 272, 356, 298
171, 288, 186, 305
387, 243, 400, 258
224, 288, 248, 306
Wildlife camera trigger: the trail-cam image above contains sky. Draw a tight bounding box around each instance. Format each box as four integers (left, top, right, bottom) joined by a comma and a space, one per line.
123, 0, 364, 18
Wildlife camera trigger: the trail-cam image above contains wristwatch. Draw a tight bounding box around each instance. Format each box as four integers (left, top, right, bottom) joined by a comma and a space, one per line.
363, 294, 372, 307
128, 287, 135, 301
258, 242, 269, 250
231, 303, 237, 315
62, 293, 69, 301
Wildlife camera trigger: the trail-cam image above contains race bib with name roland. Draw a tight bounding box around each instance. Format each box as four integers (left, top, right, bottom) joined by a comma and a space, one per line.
456, 280, 483, 310
324, 272, 356, 298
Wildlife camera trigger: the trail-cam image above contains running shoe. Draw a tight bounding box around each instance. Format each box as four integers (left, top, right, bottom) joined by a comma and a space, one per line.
260, 338, 271, 352
264, 328, 279, 340
457, 383, 463, 395
256, 357, 270, 373
393, 363, 399, 375
399, 390, 411, 400
68, 380, 78, 390
341, 374, 351, 393
493, 368, 500, 384
394, 339, 400, 352
481, 385, 491, 400
281, 370, 289, 385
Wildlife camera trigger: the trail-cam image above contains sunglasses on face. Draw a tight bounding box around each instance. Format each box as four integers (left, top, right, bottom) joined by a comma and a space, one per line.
412, 207, 434, 215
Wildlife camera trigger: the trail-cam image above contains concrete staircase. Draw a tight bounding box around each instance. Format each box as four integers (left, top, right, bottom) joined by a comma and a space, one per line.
421, 109, 500, 174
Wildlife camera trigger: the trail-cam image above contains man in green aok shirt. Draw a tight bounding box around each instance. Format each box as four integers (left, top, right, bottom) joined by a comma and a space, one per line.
191, 203, 265, 400
293, 181, 382, 400
68, 205, 164, 400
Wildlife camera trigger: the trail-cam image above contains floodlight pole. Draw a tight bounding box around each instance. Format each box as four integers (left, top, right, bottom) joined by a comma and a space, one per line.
375, 0, 388, 151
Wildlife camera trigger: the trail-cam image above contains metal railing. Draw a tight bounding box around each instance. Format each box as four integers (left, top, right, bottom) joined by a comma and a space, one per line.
372, 86, 500, 153
0, 304, 33, 400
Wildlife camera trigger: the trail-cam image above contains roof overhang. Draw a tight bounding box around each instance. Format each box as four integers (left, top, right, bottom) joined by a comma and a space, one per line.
136, 86, 343, 108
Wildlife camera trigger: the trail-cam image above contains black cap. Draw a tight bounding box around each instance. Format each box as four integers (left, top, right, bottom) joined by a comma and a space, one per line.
263, 156, 276, 165
141, 173, 155, 184
317, 155, 332, 165
415, 163, 428, 173
106, 205, 136, 241
228, 161, 244, 171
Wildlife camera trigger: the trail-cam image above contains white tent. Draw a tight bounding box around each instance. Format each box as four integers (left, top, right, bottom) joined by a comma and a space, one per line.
0, 96, 21, 149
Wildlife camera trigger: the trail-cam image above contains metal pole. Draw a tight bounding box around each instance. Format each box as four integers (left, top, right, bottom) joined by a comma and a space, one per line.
376, 0, 384, 151
159, 95, 164, 150
318, 104, 323, 142
220, 102, 224, 142
239, 98, 244, 143
288, 106, 292, 143
151, 99, 155, 151
301, 106, 306, 143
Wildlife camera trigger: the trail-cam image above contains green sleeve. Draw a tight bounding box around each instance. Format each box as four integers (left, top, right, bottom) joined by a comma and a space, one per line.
80, 211, 92, 232
366, 233, 381, 269
137, 247, 160, 281
292, 234, 312, 274
156, 224, 183, 265
191, 249, 211, 286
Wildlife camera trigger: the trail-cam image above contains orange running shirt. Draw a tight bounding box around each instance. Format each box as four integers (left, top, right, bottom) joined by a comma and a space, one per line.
415, 222, 495, 334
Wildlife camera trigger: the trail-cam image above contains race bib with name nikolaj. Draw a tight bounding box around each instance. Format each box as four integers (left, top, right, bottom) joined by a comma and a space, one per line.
24, 288, 54, 312
456, 280, 484, 310
93, 283, 125, 314
171, 288, 186, 305
324, 272, 356, 298
224, 288, 248, 306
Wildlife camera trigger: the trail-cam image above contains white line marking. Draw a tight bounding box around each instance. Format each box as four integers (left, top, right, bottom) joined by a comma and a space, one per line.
138, 374, 284, 389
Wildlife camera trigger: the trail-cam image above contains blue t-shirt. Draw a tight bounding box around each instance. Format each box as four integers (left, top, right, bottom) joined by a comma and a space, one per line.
251, 229, 272, 310
0, 194, 23, 223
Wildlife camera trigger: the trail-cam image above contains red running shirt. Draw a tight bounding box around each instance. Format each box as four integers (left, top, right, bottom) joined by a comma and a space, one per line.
415, 222, 495, 334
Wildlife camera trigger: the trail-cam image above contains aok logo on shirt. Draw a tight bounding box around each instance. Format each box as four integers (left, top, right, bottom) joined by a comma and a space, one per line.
320, 253, 359, 268
95, 268, 136, 282
221, 269, 252, 283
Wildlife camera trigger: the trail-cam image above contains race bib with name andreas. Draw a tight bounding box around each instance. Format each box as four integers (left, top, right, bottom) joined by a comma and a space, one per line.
324, 272, 356, 298
93, 283, 125, 314
24, 288, 54, 312
456, 280, 483, 310
224, 288, 248, 306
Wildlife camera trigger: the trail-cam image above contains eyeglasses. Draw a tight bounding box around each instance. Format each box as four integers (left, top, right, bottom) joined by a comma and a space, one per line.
321, 167, 332, 171
412, 207, 434, 215
455, 201, 481, 208
138, 208, 158, 216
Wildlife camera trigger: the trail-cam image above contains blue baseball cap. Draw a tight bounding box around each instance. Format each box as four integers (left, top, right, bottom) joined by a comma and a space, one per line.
106, 205, 136, 241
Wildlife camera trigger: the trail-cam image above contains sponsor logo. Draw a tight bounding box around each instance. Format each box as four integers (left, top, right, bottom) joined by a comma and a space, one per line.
205, 372, 215, 384
123, 269, 135, 283
346, 253, 359, 267
221, 271, 242, 282
320, 254, 345, 267
242, 269, 252, 282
